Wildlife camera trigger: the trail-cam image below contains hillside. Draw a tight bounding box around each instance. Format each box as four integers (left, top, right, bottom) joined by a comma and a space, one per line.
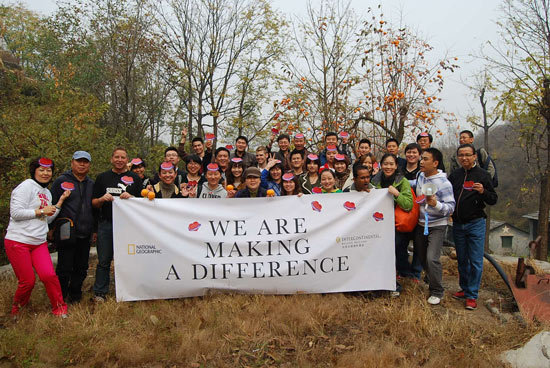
441, 123, 540, 232
0, 256, 545, 367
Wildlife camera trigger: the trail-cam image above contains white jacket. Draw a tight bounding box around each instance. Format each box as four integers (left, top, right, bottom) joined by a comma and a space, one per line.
5, 179, 60, 245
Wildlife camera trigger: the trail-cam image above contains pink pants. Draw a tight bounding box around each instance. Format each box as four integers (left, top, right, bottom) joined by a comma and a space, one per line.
4, 239, 67, 316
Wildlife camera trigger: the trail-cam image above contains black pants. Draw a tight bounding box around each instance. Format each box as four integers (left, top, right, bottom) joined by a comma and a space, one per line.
55, 236, 91, 302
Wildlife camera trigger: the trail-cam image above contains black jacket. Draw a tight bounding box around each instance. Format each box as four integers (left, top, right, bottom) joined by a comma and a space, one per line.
51, 170, 95, 237
235, 187, 268, 198
448, 165, 497, 224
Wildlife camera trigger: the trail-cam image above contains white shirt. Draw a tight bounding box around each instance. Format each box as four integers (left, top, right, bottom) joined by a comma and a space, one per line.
5, 179, 60, 245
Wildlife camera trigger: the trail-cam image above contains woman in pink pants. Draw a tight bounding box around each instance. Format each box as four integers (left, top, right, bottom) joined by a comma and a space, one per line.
4, 157, 71, 318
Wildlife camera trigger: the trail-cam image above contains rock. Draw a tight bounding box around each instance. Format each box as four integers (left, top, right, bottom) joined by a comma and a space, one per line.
150, 315, 159, 325
501, 331, 550, 368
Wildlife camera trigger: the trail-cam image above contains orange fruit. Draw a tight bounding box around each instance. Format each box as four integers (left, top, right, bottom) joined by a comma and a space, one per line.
267, 189, 275, 196
226, 185, 234, 191
148, 191, 155, 200
141, 189, 149, 197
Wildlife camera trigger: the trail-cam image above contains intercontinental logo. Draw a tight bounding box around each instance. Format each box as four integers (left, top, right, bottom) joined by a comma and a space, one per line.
336, 234, 381, 248
127, 244, 162, 255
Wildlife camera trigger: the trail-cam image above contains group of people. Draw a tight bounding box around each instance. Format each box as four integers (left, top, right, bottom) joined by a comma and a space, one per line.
4, 128, 497, 319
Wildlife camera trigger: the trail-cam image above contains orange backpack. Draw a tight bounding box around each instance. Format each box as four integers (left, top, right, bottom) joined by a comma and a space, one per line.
394, 188, 420, 233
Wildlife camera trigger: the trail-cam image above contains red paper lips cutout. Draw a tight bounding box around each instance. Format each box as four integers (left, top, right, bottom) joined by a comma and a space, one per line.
312, 187, 322, 194
463, 181, 474, 190
61, 182, 75, 191
38, 157, 53, 167
225, 145, 234, 150
415, 194, 426, 204
205, 133, 216, 141
373, 212, 384, 221
188, 222, 201, 231
121, 176, 134, 185
311, 201, 322, 212
343, 201, 356, 211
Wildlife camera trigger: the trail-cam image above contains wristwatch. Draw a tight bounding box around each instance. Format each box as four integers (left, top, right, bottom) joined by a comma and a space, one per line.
40, 209, 44, 216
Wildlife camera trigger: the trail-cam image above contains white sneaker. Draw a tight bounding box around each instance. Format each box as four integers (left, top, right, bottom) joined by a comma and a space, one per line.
94, 295, 106, 303
427, 296, 441, 305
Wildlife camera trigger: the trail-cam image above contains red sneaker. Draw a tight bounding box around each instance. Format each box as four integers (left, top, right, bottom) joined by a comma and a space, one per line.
10, 304, 19, 316
465, 298, 477, 310
452, 291, 465, 300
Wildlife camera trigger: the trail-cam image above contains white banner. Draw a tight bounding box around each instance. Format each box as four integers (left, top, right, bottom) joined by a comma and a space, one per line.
113, 190, 395, 301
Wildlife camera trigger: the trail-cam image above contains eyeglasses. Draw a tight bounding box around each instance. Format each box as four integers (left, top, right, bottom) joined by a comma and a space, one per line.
458, 154, 474, 158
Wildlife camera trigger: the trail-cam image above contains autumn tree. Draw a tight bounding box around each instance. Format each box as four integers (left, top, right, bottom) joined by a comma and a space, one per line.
156, 0, 287, 146
270, 3, 458, 154
356, 7, 458, 146
485, 0, 550, 260
271, 0, 362, 149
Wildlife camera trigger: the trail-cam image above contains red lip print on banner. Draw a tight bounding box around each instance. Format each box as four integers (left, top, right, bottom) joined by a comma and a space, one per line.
188, 222, 201, 232
343, 201, 356, 211
373, 212, 384, 221
311, 201, 322, 212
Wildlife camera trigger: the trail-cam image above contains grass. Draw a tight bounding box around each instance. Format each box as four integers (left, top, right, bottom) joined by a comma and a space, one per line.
0, 256, 546, 367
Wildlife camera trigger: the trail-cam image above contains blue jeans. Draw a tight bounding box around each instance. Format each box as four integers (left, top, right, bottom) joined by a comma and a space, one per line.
395, 231, 422, 279
93, 221, 113, 296
453, 218, 486, 300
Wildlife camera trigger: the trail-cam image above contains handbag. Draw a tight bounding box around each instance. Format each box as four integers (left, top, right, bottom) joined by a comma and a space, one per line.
395, 188, 420, 233
53, 217, 77, 247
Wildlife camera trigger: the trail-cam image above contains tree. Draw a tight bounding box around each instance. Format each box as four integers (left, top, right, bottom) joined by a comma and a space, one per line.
356, 6, 458, 145
485, 0, 550, 260
156, 0, 286, 146
50, 0, 175, 148
271, 0, 362, 149
466, 72, 500, 253
270, 3, 458, 154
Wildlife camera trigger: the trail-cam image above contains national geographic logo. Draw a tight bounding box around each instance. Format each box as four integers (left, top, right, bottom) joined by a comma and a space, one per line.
336, 234, 381, 248
128, 244, 162, 255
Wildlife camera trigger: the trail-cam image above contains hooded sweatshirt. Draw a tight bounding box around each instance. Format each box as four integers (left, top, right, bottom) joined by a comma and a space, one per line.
6, 179, 61, 245
198, 182, 227, 198
415, 170, 455, 227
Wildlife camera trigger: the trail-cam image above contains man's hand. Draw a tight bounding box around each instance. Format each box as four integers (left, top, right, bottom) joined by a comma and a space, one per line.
180, 128, 188, 144
120, 192, 133, 199
101, 193, 114, 202
426, 195, 437, 207
472, 182, 484, 194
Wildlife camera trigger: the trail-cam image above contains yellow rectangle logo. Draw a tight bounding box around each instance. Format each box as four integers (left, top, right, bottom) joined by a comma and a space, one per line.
128, 244, 135, 255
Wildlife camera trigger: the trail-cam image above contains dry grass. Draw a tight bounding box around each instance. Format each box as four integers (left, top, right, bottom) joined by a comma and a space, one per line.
0, 256, 546, 368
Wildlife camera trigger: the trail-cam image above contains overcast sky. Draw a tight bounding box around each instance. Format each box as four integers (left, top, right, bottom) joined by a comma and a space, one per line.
9, 0, 504, 135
